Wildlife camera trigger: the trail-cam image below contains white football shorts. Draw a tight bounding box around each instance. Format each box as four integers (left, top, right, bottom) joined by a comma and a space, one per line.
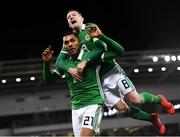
101, 65, 136, 108
72, 104, 103, 136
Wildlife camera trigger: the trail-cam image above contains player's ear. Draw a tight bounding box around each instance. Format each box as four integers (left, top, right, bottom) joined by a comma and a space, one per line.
82, 17, 84, 22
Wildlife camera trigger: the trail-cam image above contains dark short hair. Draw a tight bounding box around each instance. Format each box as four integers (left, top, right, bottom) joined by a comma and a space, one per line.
62, 30, 78, 38
67, 9, 82, 16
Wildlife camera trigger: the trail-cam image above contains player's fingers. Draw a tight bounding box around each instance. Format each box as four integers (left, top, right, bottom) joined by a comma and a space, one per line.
87, 26, 92, 32
77, 72, 83, 80
42, 51, 47, 55
88, 26, 97, 32
74, 74, 82, 82
73, 76, 80, 82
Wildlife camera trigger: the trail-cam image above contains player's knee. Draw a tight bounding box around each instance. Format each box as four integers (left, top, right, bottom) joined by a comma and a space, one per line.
80, 128, 94, 136
132, 98, 142, 105
120, 106, 129, 114
114, 101, 129, 114
130, 96, 142, 105
126, 90, 142, 105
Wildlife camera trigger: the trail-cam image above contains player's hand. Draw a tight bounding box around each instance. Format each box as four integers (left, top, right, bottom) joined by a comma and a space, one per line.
77, 60, 88, 74
68, 68, 83, 82
42, 45, 54, 62
87, 25, 102, 38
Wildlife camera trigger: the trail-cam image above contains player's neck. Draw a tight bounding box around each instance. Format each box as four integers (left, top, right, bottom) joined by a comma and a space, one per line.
70, 50, 80, 60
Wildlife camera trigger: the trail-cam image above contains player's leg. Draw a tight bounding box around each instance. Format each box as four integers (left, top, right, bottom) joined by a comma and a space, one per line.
80, 128, 94, 136
113, 97, 152, 122
101, 66, 166, 134
140, 92, 175, 114
72, 109, 82, 137
116, 74, 141, 105
80, 104, 103, 137
104, 91, 166, 135
118, 76, 175, 114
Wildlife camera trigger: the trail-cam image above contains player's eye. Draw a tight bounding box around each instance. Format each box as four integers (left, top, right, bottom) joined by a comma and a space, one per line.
70, 38, 77, 42
64, 41, 69, 45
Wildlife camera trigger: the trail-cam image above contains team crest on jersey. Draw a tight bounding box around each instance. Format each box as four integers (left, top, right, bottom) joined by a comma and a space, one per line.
85, 34, 91, 41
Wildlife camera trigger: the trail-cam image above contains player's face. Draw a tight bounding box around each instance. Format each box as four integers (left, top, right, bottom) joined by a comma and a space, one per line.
66, 11, 84, 31
63, 34, 80, 56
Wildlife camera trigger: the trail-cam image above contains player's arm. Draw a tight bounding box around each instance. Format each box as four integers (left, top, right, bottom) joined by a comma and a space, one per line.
43, 62, 63, 83
88, 24, 125, 56
56, 46, 83, 81
84, 39, 106, 62
83, 23, 107, 62
42, 46, 63, 83
100, 51, 118, 62
99, 34, 125, 56
77, 39, 106, 73
55, 46, 71, 72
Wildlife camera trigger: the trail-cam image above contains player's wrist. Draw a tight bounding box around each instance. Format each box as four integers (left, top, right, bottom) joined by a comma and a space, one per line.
99, 33, 105, 39
68, 68, 73, 73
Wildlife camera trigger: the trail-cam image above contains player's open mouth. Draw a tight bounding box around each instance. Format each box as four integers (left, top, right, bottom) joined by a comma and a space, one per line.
71, 20, 77, 24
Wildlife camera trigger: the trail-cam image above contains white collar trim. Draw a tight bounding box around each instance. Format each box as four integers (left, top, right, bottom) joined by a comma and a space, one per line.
77, 48, 84, 60
81, 24, 86, 30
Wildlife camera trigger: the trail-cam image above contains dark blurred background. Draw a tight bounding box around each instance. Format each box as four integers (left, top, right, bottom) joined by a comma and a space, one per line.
0, 0, 180, 136
1, 0, 180, 61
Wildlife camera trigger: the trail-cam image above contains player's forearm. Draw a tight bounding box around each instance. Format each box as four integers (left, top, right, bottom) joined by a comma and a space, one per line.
101, 51, 118, 61
56, 51, 70, 72
84, 40, 105, 63
99, 34, 125, 56
43, 62, 62, 83
43, 62, 54, 83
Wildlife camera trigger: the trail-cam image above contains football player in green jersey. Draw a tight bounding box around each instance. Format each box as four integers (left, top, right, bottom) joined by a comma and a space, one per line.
42, 32, 105, 137
56, 9, 175, 135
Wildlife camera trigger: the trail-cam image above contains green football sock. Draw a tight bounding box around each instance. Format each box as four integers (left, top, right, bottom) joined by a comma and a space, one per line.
128, 106, 152, 122
140, 92, 162, 104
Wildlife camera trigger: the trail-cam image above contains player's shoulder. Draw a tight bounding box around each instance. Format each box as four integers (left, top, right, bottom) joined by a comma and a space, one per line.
86, 22, 98, 27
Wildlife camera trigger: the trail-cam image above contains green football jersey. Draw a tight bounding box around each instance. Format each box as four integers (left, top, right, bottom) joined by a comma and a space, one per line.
63, 49, 104, 110
77, 23, 123, 77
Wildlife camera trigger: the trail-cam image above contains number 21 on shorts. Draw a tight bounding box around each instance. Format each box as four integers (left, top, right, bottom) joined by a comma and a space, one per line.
83, 116, 94, 126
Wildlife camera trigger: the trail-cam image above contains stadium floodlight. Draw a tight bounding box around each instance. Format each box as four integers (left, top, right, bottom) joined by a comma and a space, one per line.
134, 68, 139, 73
177, 55, 180, 61
174, 104, 180, 110
161, 67, 166, 71
177, 67, 180, 71
16, 78, 21, 82
164, 56, 170, 62
30, 76, 36, 81
104, 112, 108, 116
148, 68, 153, 72
171, 55, 176, 61
152, 56, 158, 62
1, 79, 7, 84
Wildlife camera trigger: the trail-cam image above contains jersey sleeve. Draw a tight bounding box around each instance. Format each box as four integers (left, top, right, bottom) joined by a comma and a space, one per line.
43, 62, 62, 84
55, 46, 71, 72
99, 34, 125, 56
86, 22, 97, 27
83, 39, 106, 63
101, 51, 117, 62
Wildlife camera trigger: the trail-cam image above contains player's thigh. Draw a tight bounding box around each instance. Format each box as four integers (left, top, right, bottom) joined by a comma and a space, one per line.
104, 90, 122, 109
114, 99, 129, 114
125, 90, 142, 104
81, 104, 103, 135
72, 110, 81, 137
80, 127, 94, 137
117, 75, 136, 96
